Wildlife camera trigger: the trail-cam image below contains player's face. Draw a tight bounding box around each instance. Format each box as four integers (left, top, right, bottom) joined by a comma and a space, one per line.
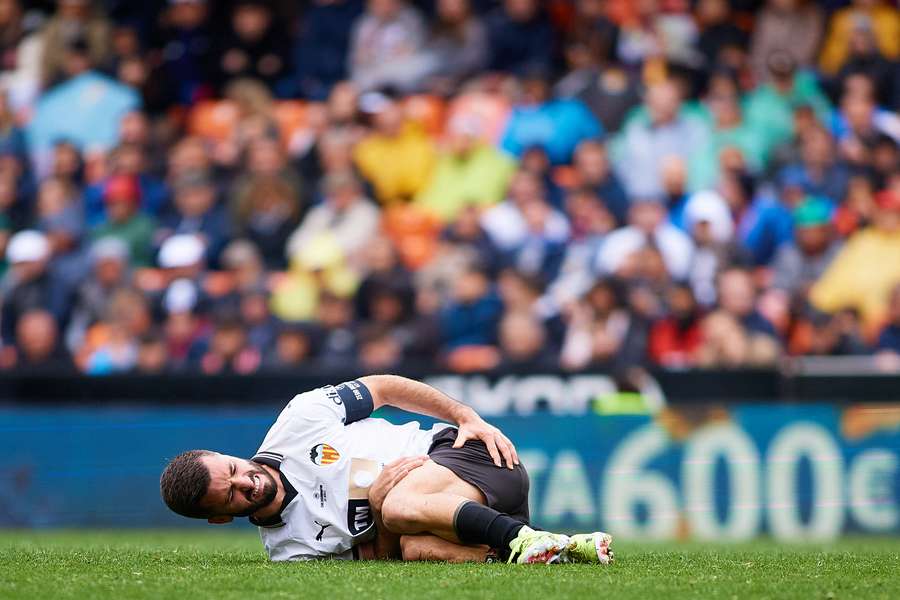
200, 454, 278, 518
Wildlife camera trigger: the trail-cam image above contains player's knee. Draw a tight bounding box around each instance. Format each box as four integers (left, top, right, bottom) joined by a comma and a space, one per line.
381, 492, 417, 534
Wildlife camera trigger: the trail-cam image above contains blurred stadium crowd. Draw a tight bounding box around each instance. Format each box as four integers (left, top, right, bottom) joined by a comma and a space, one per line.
1, 0, 900, 376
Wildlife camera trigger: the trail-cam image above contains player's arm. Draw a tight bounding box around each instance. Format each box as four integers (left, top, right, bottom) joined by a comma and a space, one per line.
359, 374, 519, 469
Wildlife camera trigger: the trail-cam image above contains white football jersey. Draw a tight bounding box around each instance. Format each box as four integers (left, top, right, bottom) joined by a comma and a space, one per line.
251, 380, 449, 561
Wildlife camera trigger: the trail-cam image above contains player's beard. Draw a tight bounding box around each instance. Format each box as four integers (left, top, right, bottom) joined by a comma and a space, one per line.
234, 467, 278, 517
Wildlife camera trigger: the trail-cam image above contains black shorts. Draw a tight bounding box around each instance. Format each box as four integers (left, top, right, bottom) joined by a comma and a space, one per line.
427, 427, 530, 524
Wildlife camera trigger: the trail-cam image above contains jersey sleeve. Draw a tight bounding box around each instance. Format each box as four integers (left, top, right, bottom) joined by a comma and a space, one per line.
284, 380, 374, 426
258, 380, 376, 455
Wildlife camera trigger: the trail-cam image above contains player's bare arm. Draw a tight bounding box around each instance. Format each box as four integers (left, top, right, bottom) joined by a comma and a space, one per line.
359, 374, 520, 469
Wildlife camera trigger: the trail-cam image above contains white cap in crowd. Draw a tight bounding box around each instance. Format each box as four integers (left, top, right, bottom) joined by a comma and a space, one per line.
158, 234, 206, 269
6, 230, 50, 264
163, 278, 199, 314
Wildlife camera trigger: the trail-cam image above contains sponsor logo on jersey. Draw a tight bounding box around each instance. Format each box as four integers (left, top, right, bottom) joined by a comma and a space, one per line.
314, 483, 328, 508
324, 386, 343, 406
309, 443, 341, 465
314, 520, 331, 542
347, 499, 373, 536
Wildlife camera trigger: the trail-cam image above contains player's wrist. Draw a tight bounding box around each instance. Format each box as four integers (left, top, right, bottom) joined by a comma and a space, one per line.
451, 404, 478, 426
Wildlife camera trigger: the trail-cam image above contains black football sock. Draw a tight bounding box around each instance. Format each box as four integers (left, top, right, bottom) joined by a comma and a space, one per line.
453, 500, 525, 555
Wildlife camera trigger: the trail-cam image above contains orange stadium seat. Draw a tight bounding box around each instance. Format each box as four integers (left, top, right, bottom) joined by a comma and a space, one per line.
402, 95, 447, 137
382, 205, 442, 270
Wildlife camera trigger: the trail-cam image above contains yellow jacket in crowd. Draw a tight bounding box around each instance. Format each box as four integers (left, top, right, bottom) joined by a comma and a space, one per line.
810, 227, 900, 329
415, 144, 516, 223
819, 3, 900, 74
353, 122, 436, 204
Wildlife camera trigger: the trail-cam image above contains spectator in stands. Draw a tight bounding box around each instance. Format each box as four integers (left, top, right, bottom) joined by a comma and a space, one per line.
264, 322, 314, 370
76, 286, 152, 374
811, 188, 900, 330
157, 171, 231, 268
720, 168, 791, 266
792, 307, 870, 357
90, 174, 155, 267
598, 197, 694, 281
353, 91, 435, 203
440, 264, 501, 351
718, 267, 779, 339
39, 0, 111, 88
84, 143, 169, 226
647, 283, 702, 368
232, 176, 299, 270
749, 0, 823, 81
544, 188, 615, 311
485, 0, 554, 75
560, 278, 647, 371
781, 126, 847, 211
1, 230, 70, 346
832, 23, 897, 109
35, 175, 84, 285
695, 309, 779, 368
481, 169, 569, 254
744, 49, 832, 155
200, 314, 261, 374
65, 237, 130, 353
413, 0, 488, 93
500, 68, 602, 166
347, 0, 426, 92
3, 309, 73, 372
212, 0, 289, 93
832, 80, 900, 167
616, 0, 698, 69
819, 0, 900, 77
291, 0, 364, 100
286, 170, 379, 270
314, 291, 359, 368
81, 303, 140, 375
0, 88, 26, 163
696, 0, 748, 70
612, 80, 709, 199
690, 70, 768, 190
271, 230, 359, 322
772, 196, 842, 297
417, 114, 516, 223
133, 331, 169, 374
555, 36, 639, 135
877, 283, 900, 354
153, 0, 213, 105
162, 278, 209, 371
681, 190, 745, 307
496, 310, 555, 370
418, 206, 501, 304
0, 0, 35, 111
238, 287, 276, 351
570, 139, 628, 225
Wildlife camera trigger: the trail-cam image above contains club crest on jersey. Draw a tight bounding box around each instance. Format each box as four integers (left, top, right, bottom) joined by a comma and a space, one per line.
309, 443, 340, 466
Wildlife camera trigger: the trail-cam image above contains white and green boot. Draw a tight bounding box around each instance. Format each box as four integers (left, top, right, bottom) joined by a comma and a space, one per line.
507, 526, 571, 564
564, 532, 614, 564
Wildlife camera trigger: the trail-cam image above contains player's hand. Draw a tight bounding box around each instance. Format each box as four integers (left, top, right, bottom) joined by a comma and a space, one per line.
454, 414, 520, 469
368, 456, 429, 514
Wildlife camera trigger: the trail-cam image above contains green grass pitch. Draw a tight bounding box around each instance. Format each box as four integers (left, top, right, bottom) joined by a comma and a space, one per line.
2, 530, 899, 600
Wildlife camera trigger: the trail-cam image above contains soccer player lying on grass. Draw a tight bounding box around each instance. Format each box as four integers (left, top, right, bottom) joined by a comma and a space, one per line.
160, 375, 613, 564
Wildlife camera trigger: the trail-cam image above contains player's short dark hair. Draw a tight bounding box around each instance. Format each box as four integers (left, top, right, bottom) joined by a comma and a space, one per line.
160, 450, 214, 519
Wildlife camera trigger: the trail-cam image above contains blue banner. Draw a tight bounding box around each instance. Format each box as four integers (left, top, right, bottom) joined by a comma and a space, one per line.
1, 404, 898, 539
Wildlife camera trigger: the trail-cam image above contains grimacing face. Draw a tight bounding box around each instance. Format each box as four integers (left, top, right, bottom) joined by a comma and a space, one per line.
200, 453, 278, 518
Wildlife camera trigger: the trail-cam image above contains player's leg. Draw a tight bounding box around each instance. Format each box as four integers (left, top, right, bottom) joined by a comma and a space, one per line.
383, 428, 613, 564
399, 534, 489, 563
381, 459, 484, 542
